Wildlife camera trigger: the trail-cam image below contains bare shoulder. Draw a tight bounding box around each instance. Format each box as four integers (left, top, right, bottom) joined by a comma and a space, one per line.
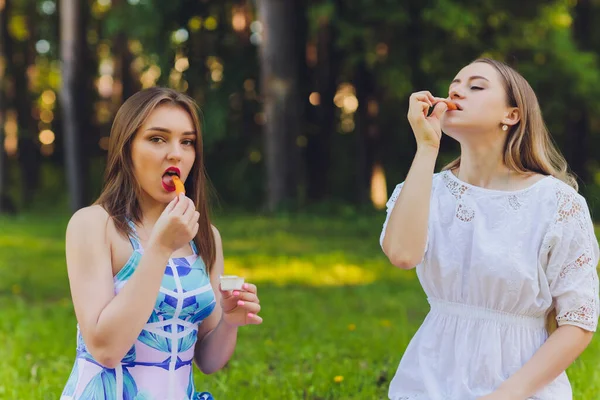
65, 205, 115, 280
210, 224, 222, 246
209, 224, 224, 278
66, 205, 111, 244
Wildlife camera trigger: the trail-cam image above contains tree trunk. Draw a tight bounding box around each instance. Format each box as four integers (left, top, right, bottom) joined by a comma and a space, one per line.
306, 10, 338, 202
258, 0, 301, 211
14, 1, 39, 209
60, 0, 86, 212
0, 0, 6, 213
568, 0, 591, 189
354, 61, 375, 205
113, 0, 139, 102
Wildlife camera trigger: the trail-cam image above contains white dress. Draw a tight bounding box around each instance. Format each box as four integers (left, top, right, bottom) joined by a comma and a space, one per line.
380, 170, 599, 400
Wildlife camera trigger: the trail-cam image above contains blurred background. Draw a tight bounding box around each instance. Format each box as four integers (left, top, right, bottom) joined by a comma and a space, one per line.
1, 0, 600, 399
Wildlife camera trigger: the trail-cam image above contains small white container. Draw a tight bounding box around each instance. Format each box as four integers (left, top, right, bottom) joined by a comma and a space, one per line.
220, 275, 245, 291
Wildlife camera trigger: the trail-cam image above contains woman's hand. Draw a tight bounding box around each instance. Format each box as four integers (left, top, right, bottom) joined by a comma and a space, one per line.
148, 193, 199, 254
407, 91, 449, 150
220, 282, 263, 327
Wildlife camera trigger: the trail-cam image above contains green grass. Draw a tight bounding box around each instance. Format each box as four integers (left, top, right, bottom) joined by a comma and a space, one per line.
0, 213, 599, 399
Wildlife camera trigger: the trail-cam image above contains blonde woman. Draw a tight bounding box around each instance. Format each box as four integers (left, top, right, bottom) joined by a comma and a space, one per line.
61, 88, 263, 400
381, 59, 599, 400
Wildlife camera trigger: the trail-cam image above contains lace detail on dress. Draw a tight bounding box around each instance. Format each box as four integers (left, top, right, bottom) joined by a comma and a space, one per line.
456, 202, 475, 222
556, 300, 597, 329
555, 188, 584, 224
442, 171, 475, 222
508, 195, 521, 210
559, 252, 593, 279
443, 172, 468, 199
548, 184, 600, 332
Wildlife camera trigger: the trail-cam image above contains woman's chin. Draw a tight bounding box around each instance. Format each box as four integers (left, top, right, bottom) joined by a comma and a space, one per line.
440, 125, 462, 139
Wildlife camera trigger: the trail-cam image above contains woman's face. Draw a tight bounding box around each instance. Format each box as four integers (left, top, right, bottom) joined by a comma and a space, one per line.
130, 104, 197, 204
441, 62, 515, 140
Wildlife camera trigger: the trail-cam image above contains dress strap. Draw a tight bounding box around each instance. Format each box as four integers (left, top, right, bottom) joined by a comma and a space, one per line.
126, 220, 143, 252
126, 219, 195, 255
190, 239, 199, 255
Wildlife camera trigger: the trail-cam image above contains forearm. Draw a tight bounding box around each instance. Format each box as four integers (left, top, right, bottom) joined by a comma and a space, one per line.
498, 325, 593, 398
382, 146, 438, 268
194, 317, 238, 374
92, 245, 171, 365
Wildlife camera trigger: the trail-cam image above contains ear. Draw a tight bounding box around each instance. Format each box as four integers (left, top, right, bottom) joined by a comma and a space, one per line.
502, 107, 520, 127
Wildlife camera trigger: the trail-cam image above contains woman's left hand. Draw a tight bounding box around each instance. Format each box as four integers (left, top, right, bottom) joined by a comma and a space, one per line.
220, 282, 263, 327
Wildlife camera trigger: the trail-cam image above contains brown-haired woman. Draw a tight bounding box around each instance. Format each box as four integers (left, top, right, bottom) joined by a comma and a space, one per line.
60, 87, 262, 400
380, 59, 599, 399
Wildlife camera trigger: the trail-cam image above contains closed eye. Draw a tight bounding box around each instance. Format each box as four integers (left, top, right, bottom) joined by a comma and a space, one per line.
470, 86, 484, 90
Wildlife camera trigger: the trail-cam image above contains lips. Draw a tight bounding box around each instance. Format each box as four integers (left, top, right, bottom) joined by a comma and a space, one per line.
446, 101, 462, 111
162, 167, 181, 192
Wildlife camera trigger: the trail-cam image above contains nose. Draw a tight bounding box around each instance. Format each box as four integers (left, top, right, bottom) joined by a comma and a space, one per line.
166, 142, 183, 162
449, 86, 464, 100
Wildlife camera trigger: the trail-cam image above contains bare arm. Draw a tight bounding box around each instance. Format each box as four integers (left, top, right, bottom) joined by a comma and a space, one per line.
67, 196, 197, 368
66, 206, 171, 368
193, 226, 237, 374
382, 147, 438, 268
382, 91, 447, 269
194, 226, 263, 374
489, 326, 593, 399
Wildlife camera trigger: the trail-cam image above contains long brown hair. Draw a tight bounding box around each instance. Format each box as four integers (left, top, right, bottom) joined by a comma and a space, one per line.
95, 87, 216, 271
443, 58, 578, 192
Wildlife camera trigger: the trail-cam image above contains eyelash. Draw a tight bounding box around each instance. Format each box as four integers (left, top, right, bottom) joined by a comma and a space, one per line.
149, 137, 195, 146
470, 86, 483, 90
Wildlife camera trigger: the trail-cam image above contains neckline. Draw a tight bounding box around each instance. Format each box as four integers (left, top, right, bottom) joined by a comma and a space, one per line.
114, 251, 199, 282
443, 169, 553, 195
127, 219, 198, 259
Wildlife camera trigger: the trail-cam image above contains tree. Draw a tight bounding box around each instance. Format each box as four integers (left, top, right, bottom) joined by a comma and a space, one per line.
0, 0, 6, 213
305, 0, 340, 202
257, 0, 302, 211
59, 0, 86, 212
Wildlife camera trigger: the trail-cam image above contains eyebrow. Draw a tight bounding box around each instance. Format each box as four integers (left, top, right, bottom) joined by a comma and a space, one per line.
146, 127, 196, 136
450, 75, 490, 85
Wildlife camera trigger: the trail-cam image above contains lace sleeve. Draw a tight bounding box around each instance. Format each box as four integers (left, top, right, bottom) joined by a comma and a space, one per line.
544, 189, 600, 332
379, 183, 430, 259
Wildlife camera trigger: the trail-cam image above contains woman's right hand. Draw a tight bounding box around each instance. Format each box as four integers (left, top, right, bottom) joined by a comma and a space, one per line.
148, 193, 199, 254
407, 91, 448, 150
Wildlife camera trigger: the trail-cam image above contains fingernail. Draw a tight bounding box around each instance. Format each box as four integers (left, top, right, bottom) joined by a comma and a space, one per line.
233, 291, 240, 296
237, 300, 245, 306
243, 283, 248, 290
248, 313, 255, 318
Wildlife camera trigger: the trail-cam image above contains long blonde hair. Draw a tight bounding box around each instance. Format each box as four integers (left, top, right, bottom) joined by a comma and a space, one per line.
445, 58, 574, 333
443, 58, 578, 192
95, 87, 216, 271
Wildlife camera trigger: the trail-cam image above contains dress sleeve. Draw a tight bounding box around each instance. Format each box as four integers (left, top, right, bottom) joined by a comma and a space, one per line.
543, 190, 600, 332
379, 182, 430, 258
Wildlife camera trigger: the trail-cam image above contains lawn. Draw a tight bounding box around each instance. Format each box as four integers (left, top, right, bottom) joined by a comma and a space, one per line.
0, 213, 599, 399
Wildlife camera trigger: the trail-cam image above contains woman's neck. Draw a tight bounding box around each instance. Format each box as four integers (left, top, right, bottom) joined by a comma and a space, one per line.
456, 141, 512, 190
136, 192, 167, 235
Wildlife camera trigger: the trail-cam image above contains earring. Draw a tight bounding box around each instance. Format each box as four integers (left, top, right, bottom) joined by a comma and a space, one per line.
502, 124, 508, 131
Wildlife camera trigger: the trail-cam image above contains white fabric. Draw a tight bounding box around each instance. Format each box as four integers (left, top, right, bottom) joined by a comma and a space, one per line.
381, 170, 599, 400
